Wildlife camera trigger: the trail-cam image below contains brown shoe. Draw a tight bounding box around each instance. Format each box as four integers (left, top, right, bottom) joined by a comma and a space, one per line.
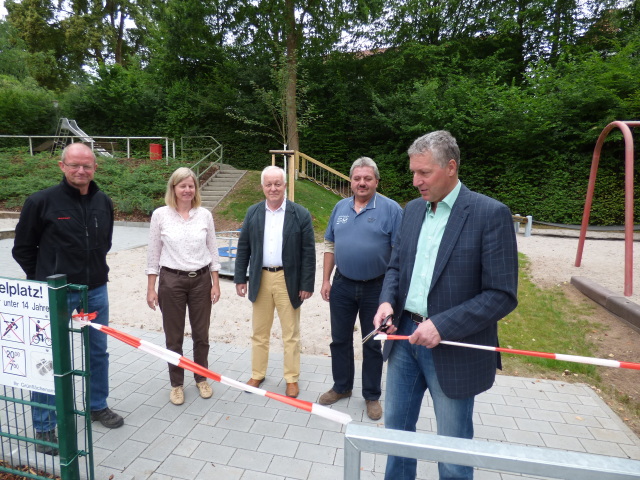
285, 382, 299, 398
366, 400, 382, 420
246, 378, 265, 388
318, 389, 352, 405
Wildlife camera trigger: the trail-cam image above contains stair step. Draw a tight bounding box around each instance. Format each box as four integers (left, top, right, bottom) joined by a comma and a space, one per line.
204, 179, 239, 186
201, 189, 226, 194
198, 164, 247, 210
213, 176, 240, 181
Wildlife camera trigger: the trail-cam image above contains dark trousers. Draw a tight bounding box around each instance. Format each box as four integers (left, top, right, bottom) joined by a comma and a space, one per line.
158, 268, 212, 387
32, 284, 110, 432
329, 271, 383, 400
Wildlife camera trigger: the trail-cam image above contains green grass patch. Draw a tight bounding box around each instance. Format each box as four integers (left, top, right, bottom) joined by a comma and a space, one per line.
215, 171, 264, 222
0, 149, 342, 232
500, 253, 600, 378
0, 150, 181, 215
216, 172, 341, 241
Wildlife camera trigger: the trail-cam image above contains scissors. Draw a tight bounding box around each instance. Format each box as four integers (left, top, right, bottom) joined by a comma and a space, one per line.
362, 314, 394, 344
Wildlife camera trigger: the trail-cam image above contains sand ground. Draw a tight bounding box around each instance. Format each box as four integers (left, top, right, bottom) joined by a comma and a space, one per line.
106, 227, 640, 359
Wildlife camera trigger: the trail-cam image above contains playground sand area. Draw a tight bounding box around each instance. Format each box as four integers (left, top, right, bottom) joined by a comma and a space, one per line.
107, 228, 640, 356
106, 228, 640, 435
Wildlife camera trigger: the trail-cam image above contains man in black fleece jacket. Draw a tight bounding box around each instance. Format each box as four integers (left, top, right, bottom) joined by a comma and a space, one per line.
13, 143, 124, 455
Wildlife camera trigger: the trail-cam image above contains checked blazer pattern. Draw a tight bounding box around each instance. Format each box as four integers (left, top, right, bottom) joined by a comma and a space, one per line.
379, 183, 519, 398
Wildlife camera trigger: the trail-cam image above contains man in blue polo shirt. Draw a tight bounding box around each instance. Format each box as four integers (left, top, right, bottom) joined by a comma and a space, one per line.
319, 157, 402, 420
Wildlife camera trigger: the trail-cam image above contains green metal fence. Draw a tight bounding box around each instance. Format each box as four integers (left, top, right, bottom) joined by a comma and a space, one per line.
0, 274, 94, 479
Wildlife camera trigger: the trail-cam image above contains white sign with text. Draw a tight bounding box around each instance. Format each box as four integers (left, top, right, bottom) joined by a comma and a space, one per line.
0, 278, 54, 394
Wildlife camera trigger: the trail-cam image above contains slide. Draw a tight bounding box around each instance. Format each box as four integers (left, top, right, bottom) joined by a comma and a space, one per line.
58, 118, 113, 157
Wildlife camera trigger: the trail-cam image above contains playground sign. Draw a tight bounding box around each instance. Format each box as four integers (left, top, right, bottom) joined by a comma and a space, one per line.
0, 277, 54, 394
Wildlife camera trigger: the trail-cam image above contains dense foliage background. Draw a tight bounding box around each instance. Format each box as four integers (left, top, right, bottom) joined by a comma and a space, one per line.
1, 0, 640, 224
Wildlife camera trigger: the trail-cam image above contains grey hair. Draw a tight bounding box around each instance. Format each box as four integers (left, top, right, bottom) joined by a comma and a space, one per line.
349, 157, 380, 180
261, 165, 286, 185
408, 130, 460, 169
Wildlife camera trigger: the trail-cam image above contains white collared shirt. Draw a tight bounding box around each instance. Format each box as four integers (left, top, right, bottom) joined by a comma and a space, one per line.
263, 200, 286, 267
145, 206, 221, 274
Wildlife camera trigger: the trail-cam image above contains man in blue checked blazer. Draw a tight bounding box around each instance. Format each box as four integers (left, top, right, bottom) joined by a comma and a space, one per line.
373, 131, 518, 480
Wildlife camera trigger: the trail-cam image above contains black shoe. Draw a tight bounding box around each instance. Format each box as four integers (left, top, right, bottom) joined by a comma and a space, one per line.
90, 407, 124, 428
35, 430, 59, 456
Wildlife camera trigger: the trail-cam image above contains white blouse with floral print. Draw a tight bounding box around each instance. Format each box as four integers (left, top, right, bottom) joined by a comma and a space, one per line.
145, 206, 221, 275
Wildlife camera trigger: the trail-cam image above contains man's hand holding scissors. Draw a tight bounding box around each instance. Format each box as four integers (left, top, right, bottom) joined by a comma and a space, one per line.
363, 311, 394, 344
373, 302, 397, 334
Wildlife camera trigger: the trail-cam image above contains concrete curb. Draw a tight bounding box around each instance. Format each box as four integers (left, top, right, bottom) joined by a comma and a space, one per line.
0, 218, 149, 241
114, 220, 150, 227
571, 276, 640, 333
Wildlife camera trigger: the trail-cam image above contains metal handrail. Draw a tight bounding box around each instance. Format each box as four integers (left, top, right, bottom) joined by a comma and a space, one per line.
344, 424, 640, 479
181, 136, 224, 183
0, 134, 176, 160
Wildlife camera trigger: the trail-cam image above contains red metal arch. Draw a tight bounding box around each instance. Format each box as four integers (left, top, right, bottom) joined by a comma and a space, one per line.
575, 120, 639, 296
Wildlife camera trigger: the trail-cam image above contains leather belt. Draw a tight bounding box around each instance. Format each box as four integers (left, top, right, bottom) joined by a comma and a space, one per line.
161, 266, 209, 278
405, 310, 428, 325
337, 270, 385, 283
262, 266, 284, 272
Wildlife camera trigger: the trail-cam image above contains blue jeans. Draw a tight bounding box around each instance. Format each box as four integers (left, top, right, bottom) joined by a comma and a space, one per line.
328, 271, 383, 400
384, 314, 475, 480
32, 284, 110, 432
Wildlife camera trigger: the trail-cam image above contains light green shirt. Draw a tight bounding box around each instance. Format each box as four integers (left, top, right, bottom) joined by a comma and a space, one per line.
404, 181, 461, 317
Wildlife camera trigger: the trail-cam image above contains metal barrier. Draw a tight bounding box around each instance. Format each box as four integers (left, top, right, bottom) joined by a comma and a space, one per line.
513, 214, 533, 237
344, 424, 640, 479
0, 275, 94, 479
0, 134, 176, 160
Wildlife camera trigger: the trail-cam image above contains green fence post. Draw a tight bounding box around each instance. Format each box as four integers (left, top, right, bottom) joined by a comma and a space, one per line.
47, 274, 80, 480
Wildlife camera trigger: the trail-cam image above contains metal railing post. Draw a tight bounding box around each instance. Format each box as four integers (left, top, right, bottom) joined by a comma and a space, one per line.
47, 274, 80, 480
344, 434, 362, 479
575, 120, 640, 296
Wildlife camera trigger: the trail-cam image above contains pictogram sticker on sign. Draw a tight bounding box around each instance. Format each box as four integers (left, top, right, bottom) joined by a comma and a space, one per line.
3, 346, 26, 377
1, 313, 25, 344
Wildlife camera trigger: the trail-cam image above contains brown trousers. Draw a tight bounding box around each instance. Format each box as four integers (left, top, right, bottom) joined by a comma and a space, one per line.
158, 268, 212, 387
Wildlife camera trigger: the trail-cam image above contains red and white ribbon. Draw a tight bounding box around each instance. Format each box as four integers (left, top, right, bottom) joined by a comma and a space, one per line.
72, 314, 352, 425
374, 334, 640, 371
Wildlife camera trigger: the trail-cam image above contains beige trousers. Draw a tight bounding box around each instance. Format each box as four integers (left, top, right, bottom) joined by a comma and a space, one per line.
251, 270, 300, 383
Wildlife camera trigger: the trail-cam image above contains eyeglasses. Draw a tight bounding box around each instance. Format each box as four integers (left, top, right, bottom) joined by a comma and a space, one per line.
63, 163, 95, 171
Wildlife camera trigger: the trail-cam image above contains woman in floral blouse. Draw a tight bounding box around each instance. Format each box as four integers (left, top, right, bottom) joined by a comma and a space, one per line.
145, 167, 221, 405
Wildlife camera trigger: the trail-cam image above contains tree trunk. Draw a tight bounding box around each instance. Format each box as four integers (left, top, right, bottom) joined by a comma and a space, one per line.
115, 13, 125, 65
285, 0, 299, 153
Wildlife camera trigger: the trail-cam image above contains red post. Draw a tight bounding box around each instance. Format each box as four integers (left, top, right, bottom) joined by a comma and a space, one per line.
575, 121, 639, 296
